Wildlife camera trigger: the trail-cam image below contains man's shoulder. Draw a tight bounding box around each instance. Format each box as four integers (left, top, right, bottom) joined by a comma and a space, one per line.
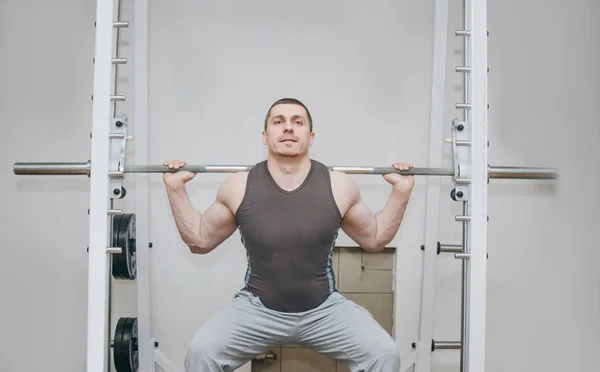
328, 169, 359, 200
217, 171, 248, 202
223, 171, 249, 190
328, 168, 353, 184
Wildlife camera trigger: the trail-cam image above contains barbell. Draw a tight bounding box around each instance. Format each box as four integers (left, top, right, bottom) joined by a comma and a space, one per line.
13, 161, 558, 179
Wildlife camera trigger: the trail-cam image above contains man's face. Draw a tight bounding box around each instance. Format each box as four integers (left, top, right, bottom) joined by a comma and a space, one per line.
262, 103, 314, 157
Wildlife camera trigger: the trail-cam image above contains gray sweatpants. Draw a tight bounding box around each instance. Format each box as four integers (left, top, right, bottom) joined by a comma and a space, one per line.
185, 289, 401, 372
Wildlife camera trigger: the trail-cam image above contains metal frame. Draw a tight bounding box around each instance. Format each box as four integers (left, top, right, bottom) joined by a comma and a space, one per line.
134, 0, 154, 371
405, 0, 450, 371
465, 0, 489, 370
408, 0, 488, 371
87, 1, 116, 371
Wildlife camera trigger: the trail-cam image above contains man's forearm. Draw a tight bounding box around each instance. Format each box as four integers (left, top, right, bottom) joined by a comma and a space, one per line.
165, 183, 204, 249
372, 187, 411, 250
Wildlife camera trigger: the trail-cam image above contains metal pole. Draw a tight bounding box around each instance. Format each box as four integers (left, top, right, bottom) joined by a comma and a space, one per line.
488, 165, 558, 179
439, 243, 463, 253
87, 0, 114, 370
112, 0, 123, 119
134, 0, 154, 370
434, 341, 462, 350
130, 165, 456, 176
13, 161, 91, 175
467, 0, 489, 370
460, 200, 469, 372
107, 3, 122, 370
13, 162, 558, 179
460, 0, 471, 368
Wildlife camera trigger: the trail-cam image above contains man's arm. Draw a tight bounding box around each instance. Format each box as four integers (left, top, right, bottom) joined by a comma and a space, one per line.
165, 173, 241, 254
337, 166, 414, 252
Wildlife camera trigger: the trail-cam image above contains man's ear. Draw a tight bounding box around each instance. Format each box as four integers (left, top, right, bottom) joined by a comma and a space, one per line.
262, 130, 267, 145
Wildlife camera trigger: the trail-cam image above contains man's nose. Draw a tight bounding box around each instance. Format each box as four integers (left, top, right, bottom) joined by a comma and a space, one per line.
283, 121, 294, 131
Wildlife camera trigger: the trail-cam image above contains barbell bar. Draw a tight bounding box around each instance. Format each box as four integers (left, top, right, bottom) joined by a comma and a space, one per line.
12, 161, 558, 179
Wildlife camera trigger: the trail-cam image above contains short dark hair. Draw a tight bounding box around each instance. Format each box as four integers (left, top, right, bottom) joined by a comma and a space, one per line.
264, 98, 313, 131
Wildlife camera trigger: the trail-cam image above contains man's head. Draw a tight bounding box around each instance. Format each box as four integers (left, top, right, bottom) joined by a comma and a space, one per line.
262, 98, 314, 158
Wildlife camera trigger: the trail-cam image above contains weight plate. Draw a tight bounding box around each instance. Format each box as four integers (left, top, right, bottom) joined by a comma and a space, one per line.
111, 214, 125, 279
114, 317, 138, 372
113, 214, 127, 280
118, 214, 136, 280
111, 214, 136, 280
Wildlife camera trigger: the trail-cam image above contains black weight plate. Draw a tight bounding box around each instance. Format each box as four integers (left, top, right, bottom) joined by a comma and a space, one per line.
113, 214, 128, 280
111, 214, 136, 280
111, 214, 121, 278
118, 214, 136, 280
114, 317, 139, 372
113, 317, 127, 371
125, 214, 136, 279
126, 317, 139, 372
111, 214, 126, 279
122, 318, 138, 372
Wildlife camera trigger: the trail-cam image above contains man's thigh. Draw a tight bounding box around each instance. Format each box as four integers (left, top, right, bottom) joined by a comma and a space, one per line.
296, 292, 399, 371
185, 289, 295, 371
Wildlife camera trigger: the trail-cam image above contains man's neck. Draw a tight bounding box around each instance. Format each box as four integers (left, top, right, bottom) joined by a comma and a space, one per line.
267, 155, 312, 191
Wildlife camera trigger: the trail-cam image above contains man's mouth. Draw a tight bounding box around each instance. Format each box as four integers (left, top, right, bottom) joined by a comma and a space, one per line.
280, 138, 296, 142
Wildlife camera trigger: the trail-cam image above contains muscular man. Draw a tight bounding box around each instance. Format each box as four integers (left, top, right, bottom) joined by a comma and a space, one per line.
163, 98, 414, 372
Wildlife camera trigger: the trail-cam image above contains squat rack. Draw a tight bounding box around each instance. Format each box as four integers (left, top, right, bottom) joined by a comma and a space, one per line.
12, 0, 557, 372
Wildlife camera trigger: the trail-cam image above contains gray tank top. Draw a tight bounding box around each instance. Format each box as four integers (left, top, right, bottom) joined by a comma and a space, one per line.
235, 159, 342, 312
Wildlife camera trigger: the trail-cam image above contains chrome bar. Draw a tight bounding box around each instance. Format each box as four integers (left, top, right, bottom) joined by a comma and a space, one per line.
126, 165, 253, 173
112, 58, 127, 64
13, 162, 559, 180
488, 165, 558, 179
456, 103, 472, 109
111, 95, 126, 101
109, 133, 125, 139
460, 1, 469, 370
330, 166, 454, 176
434, 341, 462, 350
106, 247, 122, 254
456, 215, 472, 222
455, 253, 471, 259
456, 66, 472, 73
13, 162, 90, 175
113, 21, 129, 27
460, 201, 469, 372
440, 244, 463, 253
126, 165, 456, 176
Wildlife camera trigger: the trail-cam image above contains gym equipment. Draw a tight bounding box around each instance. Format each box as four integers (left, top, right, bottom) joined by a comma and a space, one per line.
111, 214, 136, 280
11, 0, 558, 371
113, 317, 139, 372
13, 162, 557, 179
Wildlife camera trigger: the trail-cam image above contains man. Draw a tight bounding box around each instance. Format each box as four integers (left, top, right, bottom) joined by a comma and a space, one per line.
163, 98, 414, 372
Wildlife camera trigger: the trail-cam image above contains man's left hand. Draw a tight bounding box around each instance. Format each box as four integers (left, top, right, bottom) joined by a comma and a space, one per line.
383, 162, 415, 192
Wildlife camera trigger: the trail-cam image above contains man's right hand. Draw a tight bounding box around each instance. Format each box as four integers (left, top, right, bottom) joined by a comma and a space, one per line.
162, 160, 196, 186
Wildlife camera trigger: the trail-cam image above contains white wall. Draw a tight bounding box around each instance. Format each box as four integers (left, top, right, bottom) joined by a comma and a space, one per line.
1, 1, 598, 372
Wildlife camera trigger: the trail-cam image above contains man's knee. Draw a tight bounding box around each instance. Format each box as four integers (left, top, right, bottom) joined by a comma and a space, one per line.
184, 337, 224, 371
364, 337, 401, 370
